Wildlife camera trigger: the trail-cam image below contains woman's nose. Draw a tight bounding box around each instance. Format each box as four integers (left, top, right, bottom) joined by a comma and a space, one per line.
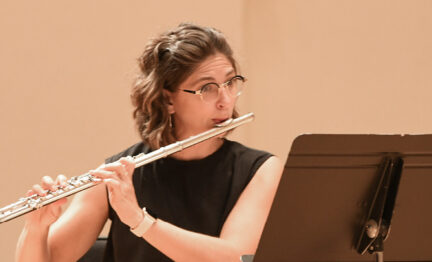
216, 86, 233, 109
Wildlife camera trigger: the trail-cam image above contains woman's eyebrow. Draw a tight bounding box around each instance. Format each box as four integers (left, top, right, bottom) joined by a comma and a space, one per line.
225, 68, 235, 76
190, 68, 236, 86
191, 76, 215, 86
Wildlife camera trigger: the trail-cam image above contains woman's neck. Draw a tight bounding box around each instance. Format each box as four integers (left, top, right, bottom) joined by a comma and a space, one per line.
170, 137, 224, 161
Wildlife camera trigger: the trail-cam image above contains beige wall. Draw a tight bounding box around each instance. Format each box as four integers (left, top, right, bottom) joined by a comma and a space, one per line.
0, 1, 247, 260
1, 0, 431, 260
243, 0, 432, 160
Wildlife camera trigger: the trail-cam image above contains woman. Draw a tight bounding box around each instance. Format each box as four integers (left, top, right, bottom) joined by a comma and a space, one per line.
16, 23, 283, 262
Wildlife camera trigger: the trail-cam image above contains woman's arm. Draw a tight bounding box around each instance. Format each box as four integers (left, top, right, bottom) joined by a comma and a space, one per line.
146, 156, 283, 261
15, 174, 109, 262
95, 156, 284, 262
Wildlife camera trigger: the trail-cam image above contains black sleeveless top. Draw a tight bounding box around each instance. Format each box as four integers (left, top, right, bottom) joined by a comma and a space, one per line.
102, 139, 272, 261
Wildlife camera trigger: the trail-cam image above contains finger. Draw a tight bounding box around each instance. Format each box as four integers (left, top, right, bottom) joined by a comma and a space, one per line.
41, 176, 57, 191
96, 162, 106, 169
55, 174, 68, 188
51, 197, 68, 207
89, 169, 118, 180
102, 162, 128, 180
49, 204, 63, 218
104, 178, 121, 198
32, 184, 47, 196
119, 157, 135, 178
104, 178, 121, 188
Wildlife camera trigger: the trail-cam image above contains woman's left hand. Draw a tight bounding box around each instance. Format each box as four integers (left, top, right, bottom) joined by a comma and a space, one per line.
90, 157, 143, 228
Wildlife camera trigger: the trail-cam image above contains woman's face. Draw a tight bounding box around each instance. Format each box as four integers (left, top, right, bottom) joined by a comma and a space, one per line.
168, 53, 237, 139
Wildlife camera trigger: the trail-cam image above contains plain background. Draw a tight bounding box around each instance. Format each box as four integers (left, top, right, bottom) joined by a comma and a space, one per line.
1, 0, 431, 260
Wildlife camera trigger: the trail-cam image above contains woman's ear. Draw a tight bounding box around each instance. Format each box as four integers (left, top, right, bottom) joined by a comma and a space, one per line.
163, 90, 175, 114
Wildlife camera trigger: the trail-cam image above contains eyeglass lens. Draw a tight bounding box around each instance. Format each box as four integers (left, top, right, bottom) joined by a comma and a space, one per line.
201, 77, 244, 102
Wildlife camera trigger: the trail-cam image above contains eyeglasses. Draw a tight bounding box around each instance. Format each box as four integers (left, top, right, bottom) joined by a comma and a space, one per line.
181, 75, 246, 102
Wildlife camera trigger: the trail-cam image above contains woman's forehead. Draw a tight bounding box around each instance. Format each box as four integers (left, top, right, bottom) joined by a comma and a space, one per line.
174, 53, 236, 91
188, 54, 234, 82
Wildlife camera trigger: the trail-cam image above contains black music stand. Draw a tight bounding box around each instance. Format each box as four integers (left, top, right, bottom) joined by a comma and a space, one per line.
253, 134, 432, 262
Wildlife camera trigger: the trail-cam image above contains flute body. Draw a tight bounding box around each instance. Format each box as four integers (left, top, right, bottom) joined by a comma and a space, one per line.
0, 112, 254, 223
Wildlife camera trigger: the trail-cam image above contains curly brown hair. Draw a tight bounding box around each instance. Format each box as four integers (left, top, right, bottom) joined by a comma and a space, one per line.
131, 23, 239, 149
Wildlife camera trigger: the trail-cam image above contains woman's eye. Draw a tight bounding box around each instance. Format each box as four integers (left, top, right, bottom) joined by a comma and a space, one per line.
201, 84, 218, 93
201, 84, 212, 93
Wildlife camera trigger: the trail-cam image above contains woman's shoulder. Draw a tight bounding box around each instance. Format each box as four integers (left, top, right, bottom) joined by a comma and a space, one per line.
105, 142, 151, 164
225, 139, 273, 159
224, 139, 273, 174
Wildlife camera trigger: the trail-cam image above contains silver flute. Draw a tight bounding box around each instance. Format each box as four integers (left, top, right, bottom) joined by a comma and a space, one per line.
0, 112, 254, 224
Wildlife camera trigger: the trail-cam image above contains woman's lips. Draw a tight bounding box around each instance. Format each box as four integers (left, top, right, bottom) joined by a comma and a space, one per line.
212, 118, 229, 124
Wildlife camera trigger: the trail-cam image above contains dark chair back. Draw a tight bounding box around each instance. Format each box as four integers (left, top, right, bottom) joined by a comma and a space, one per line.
77, 237, 107, 262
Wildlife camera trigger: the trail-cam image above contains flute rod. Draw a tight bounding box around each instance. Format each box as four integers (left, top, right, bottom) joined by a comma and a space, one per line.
0, 112, 254, 223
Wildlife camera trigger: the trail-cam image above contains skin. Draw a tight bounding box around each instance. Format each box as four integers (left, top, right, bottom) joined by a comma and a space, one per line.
15, 53, 284, 262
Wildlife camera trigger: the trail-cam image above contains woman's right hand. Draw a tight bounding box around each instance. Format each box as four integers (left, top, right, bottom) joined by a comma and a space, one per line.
25, 175, 68, 228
